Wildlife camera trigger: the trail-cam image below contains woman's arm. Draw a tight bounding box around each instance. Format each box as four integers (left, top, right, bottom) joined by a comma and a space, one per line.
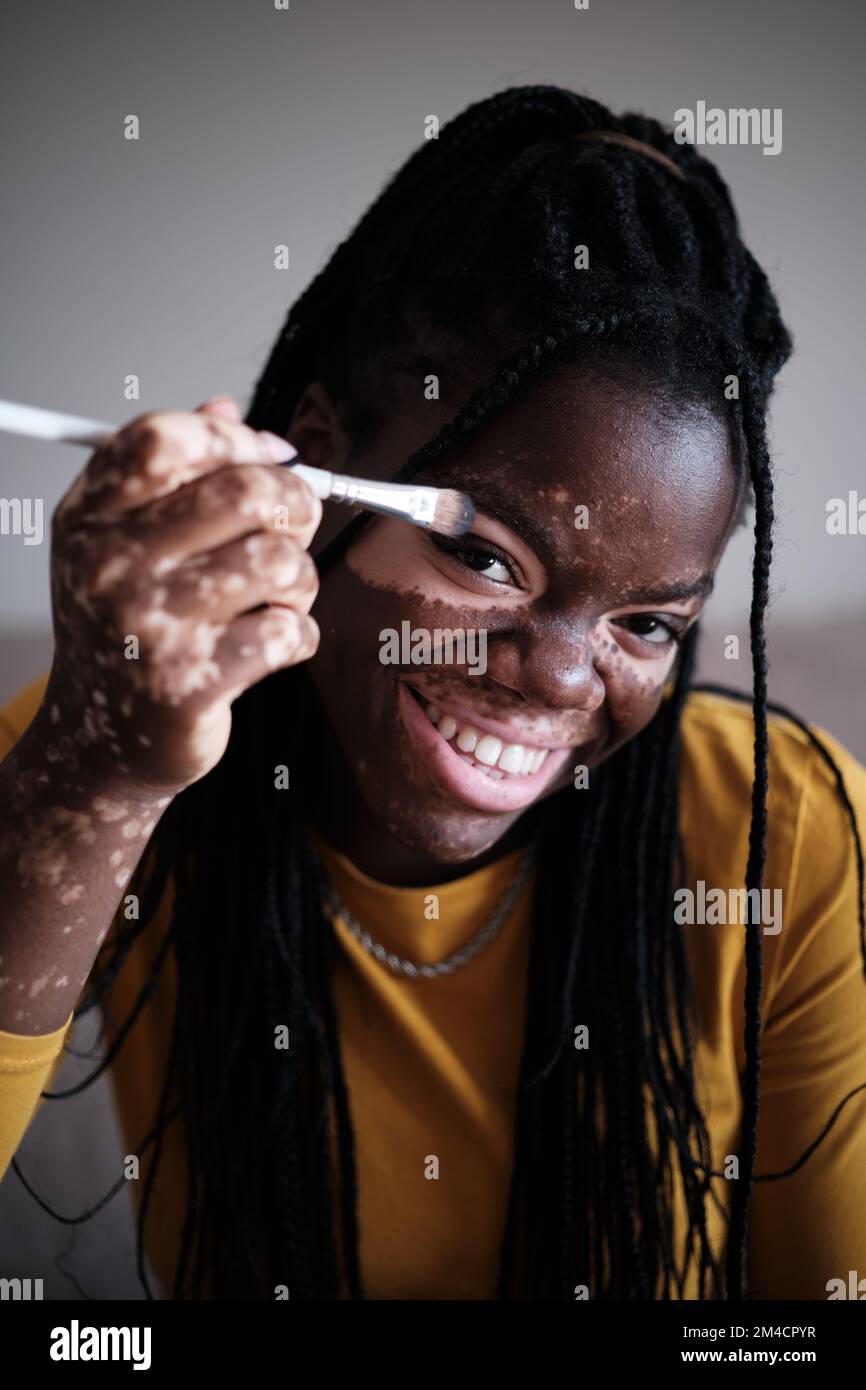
0, 399, 322, 1039
0, 691, 171, 1034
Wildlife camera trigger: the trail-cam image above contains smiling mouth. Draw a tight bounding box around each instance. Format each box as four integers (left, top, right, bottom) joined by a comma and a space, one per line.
397, 681, 578, 814
411, 693, 549, 779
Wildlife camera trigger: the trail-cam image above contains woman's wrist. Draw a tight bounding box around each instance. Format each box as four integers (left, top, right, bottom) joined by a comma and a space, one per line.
14, 675, 182, 812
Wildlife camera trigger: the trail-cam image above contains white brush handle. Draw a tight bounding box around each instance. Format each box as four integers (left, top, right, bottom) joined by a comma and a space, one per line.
0, 398, 460, 530
0, 398, 115, 448
0, 398, 331, 495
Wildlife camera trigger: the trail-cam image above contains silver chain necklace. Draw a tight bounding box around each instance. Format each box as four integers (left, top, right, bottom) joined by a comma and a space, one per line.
318, 845, 536, 979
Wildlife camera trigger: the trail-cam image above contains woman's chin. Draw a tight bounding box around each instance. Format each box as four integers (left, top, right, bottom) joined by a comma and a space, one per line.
346, 697, 578, 868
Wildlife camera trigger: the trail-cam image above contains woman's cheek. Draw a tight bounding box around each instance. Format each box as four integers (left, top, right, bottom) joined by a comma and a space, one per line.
598, 648, 673, 743
536, 652, 671, 803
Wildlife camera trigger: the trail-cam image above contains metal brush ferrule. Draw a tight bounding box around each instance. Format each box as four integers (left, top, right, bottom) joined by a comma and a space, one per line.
330, 476, 439, 527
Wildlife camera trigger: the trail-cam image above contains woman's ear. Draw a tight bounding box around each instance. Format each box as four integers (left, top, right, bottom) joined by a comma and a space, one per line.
288, 382, 353, 472
288, 381, 367, 561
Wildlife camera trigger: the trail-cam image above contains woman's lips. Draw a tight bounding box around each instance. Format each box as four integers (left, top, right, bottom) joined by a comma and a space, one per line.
396, 680, 575, 813
402, 680, 577, 751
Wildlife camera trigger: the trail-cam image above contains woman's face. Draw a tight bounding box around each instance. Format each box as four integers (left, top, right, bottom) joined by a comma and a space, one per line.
303, 369, 741, 872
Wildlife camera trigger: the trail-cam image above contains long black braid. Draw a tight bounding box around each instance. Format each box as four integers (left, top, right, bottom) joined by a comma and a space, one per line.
18, 86, 866, 1301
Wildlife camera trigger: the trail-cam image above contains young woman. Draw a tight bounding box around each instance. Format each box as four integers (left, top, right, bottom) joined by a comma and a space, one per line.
0, 86, 864, 1302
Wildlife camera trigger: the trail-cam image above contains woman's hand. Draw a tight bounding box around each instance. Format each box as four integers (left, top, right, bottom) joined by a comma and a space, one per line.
44, 396, 322, 796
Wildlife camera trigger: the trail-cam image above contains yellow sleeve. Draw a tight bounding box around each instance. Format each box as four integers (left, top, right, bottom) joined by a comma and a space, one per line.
0, 1016, 74, 1180
747, 727, 866, 1299
0, 673, 73, 1180
0, 672, 51, 757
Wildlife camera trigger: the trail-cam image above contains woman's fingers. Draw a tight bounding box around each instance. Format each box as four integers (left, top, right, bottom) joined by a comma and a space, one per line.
46, 399, 323, 793
58, 408, 305, 521
97, 463, 322, 569
146, 534, 319, 623
215, 607, 321, 690
194, 396, 243, 423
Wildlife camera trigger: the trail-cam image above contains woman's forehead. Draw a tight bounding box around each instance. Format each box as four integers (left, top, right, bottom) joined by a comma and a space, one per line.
448, 372, 731, 473
422, 381, 737, 558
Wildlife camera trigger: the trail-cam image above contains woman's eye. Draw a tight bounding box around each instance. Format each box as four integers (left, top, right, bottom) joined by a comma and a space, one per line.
616, 614, 682, 647
430, 536, 517, 586
455, 549, 512, 583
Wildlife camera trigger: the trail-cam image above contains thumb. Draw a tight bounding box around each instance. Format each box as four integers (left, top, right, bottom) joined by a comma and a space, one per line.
194, 394, 243, 422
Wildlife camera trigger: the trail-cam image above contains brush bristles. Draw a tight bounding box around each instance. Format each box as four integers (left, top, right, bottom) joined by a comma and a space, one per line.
429, 489, 476, 537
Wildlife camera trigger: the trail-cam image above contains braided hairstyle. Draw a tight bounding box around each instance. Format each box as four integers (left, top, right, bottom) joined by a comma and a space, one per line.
22, 86, 866, 1300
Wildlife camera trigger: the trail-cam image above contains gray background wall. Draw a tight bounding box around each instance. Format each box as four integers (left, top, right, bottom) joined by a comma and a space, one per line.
1, 0, 863, 1299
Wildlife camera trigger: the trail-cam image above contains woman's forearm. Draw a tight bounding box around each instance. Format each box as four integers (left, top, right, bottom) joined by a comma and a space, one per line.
0, 697, 172, 1035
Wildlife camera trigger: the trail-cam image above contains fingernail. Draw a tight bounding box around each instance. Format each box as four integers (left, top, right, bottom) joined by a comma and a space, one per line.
259, 431, 298, 464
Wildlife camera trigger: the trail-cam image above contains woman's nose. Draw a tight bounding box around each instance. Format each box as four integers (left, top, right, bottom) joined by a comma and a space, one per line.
485, 618, 606, 713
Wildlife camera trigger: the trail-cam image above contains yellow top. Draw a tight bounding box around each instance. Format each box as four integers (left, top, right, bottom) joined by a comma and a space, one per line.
1, 674, 866, 1300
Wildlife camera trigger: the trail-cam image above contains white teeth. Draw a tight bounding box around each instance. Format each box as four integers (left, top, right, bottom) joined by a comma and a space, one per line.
475, 734, 503, 767
424, 700, 552, 778
498, 743, 525, 774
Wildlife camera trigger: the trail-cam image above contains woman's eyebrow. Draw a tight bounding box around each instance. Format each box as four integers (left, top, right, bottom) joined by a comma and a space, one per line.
624, 575, 716, 604
429, 473, 560, 565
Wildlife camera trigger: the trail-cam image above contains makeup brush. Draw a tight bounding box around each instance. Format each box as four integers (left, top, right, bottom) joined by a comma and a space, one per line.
0, 399, 476, 539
